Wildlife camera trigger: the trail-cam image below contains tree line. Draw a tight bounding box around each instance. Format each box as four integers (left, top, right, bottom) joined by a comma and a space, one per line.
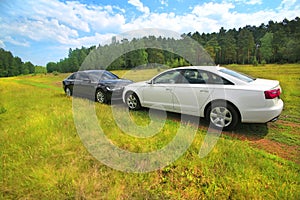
0, 48, 46, 77
187, 17, 300, 65
46, 46, 96, 73
79, 35, 214, 71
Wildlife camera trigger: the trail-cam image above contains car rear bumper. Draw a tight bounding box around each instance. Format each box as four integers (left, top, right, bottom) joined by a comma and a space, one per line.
241, 99, 284, 123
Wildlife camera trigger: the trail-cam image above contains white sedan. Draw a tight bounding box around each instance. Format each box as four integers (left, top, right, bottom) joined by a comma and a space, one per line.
122, 66, 284, 130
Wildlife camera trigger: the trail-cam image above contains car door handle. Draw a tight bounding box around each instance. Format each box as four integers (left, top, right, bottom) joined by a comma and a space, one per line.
200, 90, 209, 93
166, 88, 172, 91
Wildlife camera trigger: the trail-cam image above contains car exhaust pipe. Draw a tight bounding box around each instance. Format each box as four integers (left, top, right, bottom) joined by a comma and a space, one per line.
269, 116, 279, 122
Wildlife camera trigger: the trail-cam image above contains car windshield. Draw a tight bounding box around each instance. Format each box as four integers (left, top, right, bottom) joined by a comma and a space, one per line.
219, 68, 255, 83
87, 71, 119, 81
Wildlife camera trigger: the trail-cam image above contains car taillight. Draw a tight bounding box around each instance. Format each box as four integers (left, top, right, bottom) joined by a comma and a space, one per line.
264, 88, 281, 99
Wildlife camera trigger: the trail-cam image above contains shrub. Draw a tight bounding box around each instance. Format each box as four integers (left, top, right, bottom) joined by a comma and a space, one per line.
0, 106, 7, 114
52, 71, 59, 76
252, 58, 258, 66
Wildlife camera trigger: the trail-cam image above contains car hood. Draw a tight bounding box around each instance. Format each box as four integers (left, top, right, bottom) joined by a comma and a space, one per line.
125, 81, 148, 87
100, 79, 133, 87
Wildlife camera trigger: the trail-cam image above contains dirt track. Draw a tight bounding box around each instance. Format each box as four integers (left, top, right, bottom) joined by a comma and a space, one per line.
222, 120, 300, 164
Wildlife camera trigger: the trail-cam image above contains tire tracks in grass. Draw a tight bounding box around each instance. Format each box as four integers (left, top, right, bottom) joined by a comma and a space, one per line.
14, 79, 62, 91
222, 120, 300, 164
164, 111, 300, 164
249, 138, 299, 164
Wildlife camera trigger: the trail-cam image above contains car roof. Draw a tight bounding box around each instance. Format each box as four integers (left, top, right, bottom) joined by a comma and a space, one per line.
166, 65, 224, 73
177, 65, 222, 69
80, 70, 106, 73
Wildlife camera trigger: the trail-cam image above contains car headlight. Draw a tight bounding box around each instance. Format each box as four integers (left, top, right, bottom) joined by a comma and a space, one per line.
106, 86, 123, 91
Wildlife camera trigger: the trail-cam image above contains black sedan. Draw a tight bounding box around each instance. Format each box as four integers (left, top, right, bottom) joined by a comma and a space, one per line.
62, 70, 133, 103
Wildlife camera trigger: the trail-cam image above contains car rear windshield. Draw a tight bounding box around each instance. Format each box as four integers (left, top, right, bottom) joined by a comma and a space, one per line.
219, 68, 255, 83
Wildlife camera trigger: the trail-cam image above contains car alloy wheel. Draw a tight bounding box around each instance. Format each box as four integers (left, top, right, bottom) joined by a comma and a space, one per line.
96, 90, 106, 103
210, 106, 233, 128
206, 102, 239, 130
126, 92, 141, 110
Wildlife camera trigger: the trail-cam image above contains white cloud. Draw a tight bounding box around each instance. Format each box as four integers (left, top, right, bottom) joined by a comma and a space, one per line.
4, 36, 30, 47
191, 2, 235, 17
77, 8, 125, 33
1, 17, 78, 44
122, 11, 219, 34
128, 0, 150, 15
6, 0, 90, 33
121, 2, 236, 34
0, 0, 126, 47
160, 0, 168, 6
228, 0, 262, 5
68, 32, 116, 48
245, 0, 262, 5
233, 0, 263, 5
29, 0, 125, 33
0, 40, 5, 48
278, 0, 298, 10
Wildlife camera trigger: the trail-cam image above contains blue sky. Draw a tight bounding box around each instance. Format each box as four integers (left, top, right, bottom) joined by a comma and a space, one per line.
0, 0, 299, 66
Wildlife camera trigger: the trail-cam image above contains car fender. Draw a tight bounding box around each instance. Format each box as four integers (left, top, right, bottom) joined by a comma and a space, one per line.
123, 82, 148, 103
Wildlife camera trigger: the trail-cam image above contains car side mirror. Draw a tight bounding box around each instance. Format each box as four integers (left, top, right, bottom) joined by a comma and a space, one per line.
146, 80, 153, 84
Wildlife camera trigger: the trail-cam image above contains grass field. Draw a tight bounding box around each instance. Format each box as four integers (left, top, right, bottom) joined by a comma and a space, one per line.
0, 64, 299, 199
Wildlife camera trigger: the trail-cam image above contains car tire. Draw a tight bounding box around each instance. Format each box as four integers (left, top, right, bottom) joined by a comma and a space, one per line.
95, 89, 107, 103
206, 101, 240, 131
125, 92, 141, 110
65, 87, 72, 97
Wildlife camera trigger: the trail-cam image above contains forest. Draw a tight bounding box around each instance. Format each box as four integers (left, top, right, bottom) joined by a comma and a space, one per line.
0, 49, 46, 77
0, 17, 299, 77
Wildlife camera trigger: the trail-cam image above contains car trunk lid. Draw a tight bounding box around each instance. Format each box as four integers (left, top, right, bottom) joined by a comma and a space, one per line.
250, 78, 280, 90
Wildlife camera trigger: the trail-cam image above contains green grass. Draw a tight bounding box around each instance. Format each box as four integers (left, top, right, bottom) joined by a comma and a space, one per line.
1, 64, 300, 199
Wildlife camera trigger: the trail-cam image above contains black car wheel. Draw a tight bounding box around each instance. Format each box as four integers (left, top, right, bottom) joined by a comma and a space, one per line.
206, 101, 239, 130
96, 89, 107, 103
65, 87, 72, 96
126, 92, 141, 110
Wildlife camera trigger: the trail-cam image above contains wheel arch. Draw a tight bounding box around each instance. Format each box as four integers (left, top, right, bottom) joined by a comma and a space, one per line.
96, 85, 107, 92
203, 99, 241, 122
124, 90, 142, 110
124, 90, 142, 103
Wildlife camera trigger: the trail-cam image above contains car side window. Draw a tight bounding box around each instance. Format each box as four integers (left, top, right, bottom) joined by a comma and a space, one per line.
177, 69, 233, 85
153, 70, 180, 84
68, 73, 76, 80
204, 71, 233, 85
76, 72, 89, 81
180, 69, 206, 84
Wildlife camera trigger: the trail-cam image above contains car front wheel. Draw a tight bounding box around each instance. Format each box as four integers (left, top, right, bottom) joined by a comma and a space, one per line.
65, 87, 72, 96
206, 102, 239, 130
96, 89, 107, 103
126, 92, 141, 110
